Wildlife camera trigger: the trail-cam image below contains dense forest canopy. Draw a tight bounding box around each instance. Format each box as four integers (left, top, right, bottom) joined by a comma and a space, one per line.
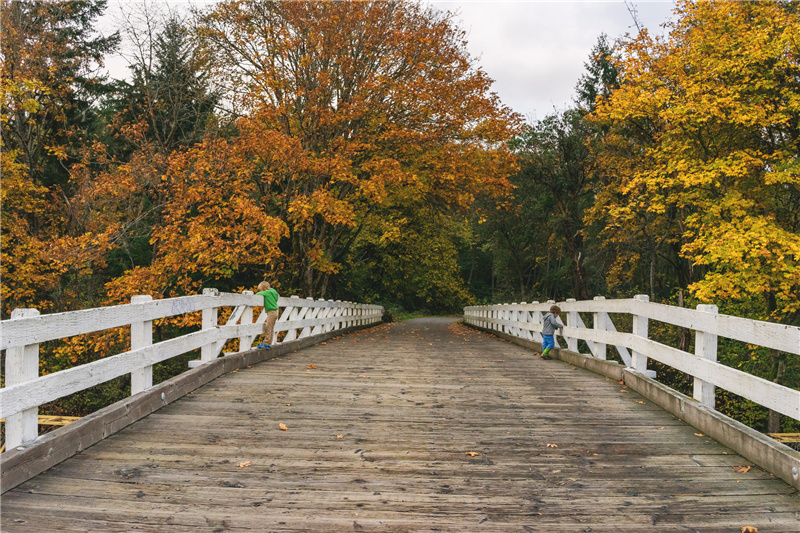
1, 0, 798, 433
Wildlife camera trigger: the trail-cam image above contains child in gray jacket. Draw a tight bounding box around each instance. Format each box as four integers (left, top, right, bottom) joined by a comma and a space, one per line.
541, 305, 564, 359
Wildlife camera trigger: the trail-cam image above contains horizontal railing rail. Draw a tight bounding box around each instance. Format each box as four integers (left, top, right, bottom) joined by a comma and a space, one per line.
0, 289, 383, 450
464, 295, 800, 423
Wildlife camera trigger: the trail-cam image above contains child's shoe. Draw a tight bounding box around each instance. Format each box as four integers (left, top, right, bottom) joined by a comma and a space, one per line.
257, 343, 271, 349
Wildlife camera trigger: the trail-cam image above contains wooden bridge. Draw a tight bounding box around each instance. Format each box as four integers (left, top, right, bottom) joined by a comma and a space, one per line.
1, 294, 799, 531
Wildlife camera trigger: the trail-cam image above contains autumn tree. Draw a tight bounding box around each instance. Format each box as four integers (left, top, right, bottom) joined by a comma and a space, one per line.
92, 10, 222, 286
589, 0, 800, 431
591, 0, 800, 321
1, 0, 120, 316
195, 0, 520, 298
1, 0, 119, 185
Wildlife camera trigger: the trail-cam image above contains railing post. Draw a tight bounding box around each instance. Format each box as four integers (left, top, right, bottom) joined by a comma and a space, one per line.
334, 300, 342, 330
6, 308, 40, 449
130, 295, 153, 394
631, 294, 649, 373
200, 288, 219, 362
593, 296, 607, 360
565, 298, 578, 352
531, 302, 543, 342
694, 304, 719, 408
238, 290, 254, 352
518, 303, 529, 340
282, 295, 301, 341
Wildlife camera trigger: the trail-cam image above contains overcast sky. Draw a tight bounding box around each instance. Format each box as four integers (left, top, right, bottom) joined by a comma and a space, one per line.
432, 1, 677, 120
101, 1, 677, 122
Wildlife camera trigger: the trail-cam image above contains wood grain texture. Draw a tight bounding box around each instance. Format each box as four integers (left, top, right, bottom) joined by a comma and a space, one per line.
2, 318, 798, 532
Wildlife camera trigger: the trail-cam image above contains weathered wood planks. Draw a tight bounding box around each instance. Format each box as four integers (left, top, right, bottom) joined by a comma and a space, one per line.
2, 318, 798, 532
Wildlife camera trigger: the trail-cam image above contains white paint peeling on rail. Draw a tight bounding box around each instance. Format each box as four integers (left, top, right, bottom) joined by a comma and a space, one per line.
465, 297, 800, 423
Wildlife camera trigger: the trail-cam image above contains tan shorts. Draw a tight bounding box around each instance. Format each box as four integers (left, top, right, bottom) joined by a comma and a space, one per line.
263, 309, 279, 345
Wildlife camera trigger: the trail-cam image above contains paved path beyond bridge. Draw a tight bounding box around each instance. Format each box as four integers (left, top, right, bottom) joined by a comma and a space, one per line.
2, 318, 798, 532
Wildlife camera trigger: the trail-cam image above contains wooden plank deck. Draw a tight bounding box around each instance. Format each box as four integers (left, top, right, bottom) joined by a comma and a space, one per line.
2, 317, 798, 532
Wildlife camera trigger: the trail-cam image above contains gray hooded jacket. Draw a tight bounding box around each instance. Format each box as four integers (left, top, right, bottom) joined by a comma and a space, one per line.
541, 312, 564, 335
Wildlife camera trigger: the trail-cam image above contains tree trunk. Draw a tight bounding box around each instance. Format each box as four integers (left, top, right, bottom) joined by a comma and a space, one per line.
649, 255, 656, 300
677, 290, 691, 352
767, 349, 787, 433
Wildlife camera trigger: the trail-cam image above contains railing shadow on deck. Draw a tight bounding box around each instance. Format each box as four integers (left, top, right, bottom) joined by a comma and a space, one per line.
464, 295, 800, 490
0, 290, 383, 492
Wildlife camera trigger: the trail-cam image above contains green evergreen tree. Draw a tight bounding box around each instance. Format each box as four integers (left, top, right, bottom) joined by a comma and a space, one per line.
575, 33, 619, 114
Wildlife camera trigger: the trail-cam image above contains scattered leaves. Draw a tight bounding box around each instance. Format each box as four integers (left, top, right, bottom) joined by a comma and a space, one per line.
694, 433, 704, 437
279, 423, 288, 431
732, 466, 751, 473
337, 435, 344, 439
237, 461, 252, 468
741, 527, 758, 533
546, 443, 558, 448
307, 364, 317, 369
465, 452, 479, 457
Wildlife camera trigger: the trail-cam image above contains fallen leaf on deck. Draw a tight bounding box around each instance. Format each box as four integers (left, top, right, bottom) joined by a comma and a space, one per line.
279, 423, 288, 431
637, 401, 646, 404
307, 365, 317, 369
694, 433, 704, 437
337, 435, 343, 439
237, 461, 251, 468
732, 466, 751, 473
465, 452, 479, 457
741, 527, 758, 532
546, 443, 558, 448
618, 379, 624, 385
358, 375, 366, 378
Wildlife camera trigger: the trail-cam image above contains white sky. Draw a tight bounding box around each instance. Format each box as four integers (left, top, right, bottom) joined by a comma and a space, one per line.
100, 0, 677, 121
432, 1, 677, 119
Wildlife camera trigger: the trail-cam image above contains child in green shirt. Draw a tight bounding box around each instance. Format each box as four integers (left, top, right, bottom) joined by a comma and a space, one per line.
255, 281, 279, 349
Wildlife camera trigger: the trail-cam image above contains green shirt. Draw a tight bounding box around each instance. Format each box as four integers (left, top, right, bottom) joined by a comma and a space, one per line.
256, 289, 280, 311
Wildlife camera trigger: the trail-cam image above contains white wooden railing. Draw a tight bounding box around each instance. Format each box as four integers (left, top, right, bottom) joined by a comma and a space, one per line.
464, 296, 800, 424
0, 289, 383, 449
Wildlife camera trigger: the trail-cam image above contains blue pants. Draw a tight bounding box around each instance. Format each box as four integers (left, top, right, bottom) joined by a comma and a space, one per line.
542, 335, 555, 351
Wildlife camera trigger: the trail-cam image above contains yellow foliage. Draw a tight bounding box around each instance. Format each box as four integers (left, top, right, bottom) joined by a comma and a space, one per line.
589, 0, 800, 318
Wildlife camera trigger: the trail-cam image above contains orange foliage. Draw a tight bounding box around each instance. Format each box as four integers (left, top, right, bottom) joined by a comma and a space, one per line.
198, 0, 520, 296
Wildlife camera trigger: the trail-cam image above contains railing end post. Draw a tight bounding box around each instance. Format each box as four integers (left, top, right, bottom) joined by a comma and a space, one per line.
6, 308, 41, 448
